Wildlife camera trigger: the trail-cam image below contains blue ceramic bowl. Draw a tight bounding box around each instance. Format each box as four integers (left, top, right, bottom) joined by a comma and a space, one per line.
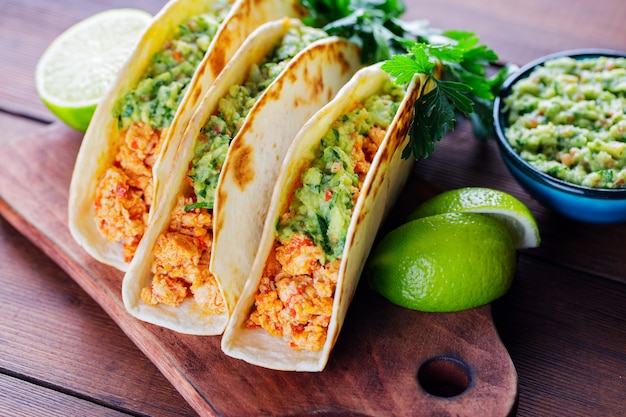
493, 49, 626, 223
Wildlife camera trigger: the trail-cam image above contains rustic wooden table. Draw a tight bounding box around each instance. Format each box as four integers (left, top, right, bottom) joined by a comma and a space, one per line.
1, 0, 625, 416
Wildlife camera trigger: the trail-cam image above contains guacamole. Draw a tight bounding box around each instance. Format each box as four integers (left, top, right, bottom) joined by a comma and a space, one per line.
277, 80, 406, 262
186, 25, 328, 210
504, 56, 626, 188
113, 1, 231, 130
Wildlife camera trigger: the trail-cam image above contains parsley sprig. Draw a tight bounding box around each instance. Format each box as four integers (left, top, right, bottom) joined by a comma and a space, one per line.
299, 0, 510, 160
382, 32, 507, 159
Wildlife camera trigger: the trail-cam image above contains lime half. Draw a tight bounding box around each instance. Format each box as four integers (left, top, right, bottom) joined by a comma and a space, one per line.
408, 187, 541, 249
35, 9, 152, 132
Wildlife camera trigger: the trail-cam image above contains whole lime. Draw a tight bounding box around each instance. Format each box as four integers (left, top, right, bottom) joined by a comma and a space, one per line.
367, 212, 517, 312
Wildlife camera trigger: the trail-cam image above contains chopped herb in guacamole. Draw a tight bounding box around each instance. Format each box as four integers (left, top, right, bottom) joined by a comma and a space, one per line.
113, 1, 231, 131
277, 80, 405, 262
186, 25, 328, 211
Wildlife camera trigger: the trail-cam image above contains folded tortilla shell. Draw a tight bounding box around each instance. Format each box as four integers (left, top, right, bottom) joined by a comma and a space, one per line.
121, 18, 362, 335
68, 0, 303, 271
221, 64, 433, 371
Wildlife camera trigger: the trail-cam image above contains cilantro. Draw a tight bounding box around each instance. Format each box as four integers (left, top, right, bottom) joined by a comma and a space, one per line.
299, 0, 508, 160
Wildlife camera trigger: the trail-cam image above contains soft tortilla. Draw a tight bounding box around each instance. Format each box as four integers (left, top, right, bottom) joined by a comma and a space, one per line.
121, 18, 362, 335
68, 0, 304, 271
221, 64, 433, 371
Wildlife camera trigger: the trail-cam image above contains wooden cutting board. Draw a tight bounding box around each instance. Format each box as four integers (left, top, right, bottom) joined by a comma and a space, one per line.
0, 123, 517, 417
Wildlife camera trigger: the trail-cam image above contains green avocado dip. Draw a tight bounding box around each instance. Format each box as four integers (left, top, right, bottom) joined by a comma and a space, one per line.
113, 1, 231, 131
503, 56, 626, 188
186, 25, 329, 211
276, 79, 406, 263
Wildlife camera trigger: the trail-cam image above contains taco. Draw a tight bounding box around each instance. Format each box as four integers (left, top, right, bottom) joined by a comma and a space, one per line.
68, 0, 304, 271
121, 18, 362, 335
220, 64, 435, 371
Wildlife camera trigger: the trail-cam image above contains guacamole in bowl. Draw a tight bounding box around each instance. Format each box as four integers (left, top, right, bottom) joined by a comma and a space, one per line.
494, 49, 626, 223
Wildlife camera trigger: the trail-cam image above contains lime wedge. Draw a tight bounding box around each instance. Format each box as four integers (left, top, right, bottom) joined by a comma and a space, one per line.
407, 187, 541, 249
35, 8, 152, 132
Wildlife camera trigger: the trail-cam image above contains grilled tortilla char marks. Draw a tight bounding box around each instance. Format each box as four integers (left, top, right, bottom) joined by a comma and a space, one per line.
93, 7, 230, 262
191, 76, 204, 107
208, 32, 228, 78
230, 41, 336, 190
142, 24, 330, 313
230, 141, 255, 190
246, 80, 405, 351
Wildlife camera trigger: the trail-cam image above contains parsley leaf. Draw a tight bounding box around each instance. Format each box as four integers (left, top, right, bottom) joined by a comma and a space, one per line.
382, 54, 427, 84
438, 80, 474, 114
403, 82, 456, 159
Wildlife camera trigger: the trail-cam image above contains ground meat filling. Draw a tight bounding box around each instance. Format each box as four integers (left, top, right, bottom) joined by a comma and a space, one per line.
94, 122, 166, 262
140, 193, 225, 314
246, 115, 387, 352
248, 238, 341, 351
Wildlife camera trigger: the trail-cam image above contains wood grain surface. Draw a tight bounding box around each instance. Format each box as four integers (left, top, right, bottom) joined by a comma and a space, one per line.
1, 0, 625, 416
0, 124, 518, 416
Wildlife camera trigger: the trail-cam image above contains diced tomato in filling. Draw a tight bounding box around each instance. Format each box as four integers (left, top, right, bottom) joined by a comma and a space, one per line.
325, 189, 333, 201
94, 122, 166, 262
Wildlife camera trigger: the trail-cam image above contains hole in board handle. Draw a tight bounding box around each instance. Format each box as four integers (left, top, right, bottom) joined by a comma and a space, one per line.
417, 356, 473, 398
